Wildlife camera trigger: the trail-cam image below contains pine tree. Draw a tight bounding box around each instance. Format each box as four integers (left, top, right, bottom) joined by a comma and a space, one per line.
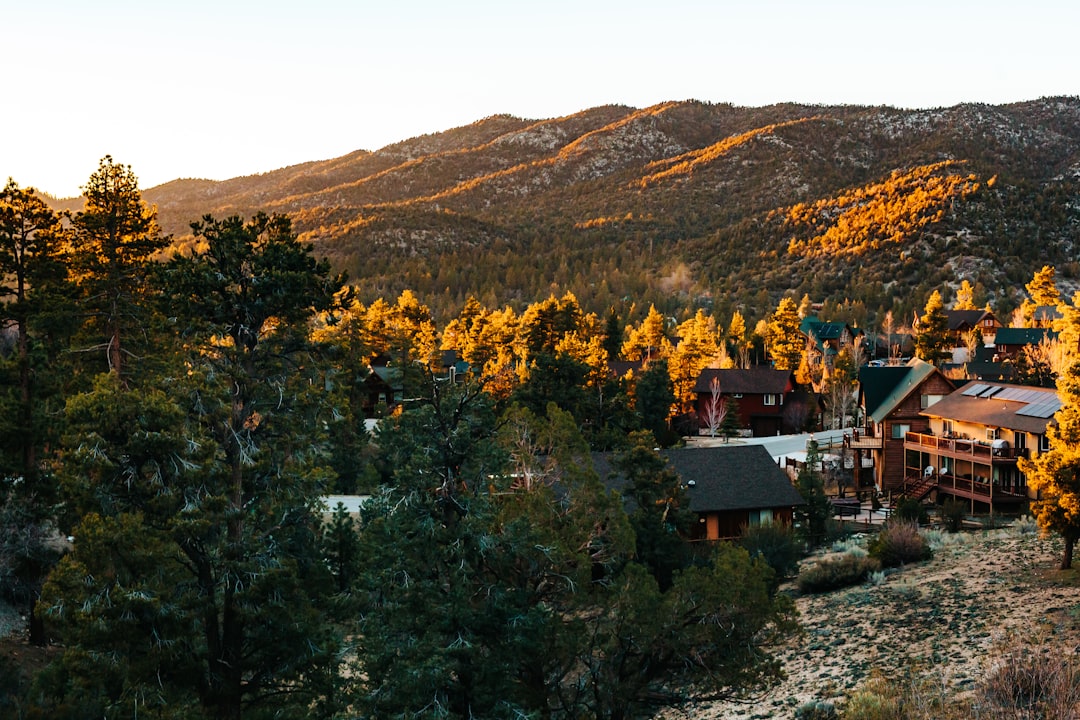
794, 439, 834, 548
1018, 360, 1080, 569
766, 297, 803, 371
914, 290, 952, 364
69, 157, 166, 381
954, 279, 977, 310
42, 212, 347, 719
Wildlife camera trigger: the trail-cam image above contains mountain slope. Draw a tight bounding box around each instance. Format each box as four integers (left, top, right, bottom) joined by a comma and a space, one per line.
134, 97, 1080, 323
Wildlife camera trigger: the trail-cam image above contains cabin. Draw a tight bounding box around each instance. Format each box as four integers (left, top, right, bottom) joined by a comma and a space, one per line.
993, 327, 1057, 360
594, 445, 805, 541
846, 358, 955, 494
945, 309, 1001, 344
800, 317, 864, 373
693, 367, 796, 437
903, 381, 1059, 513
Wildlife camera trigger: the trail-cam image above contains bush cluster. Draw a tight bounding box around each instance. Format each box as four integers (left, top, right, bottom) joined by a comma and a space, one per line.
938, 498, 966, 533
739, 520, 801, 588
795, 699, 838, 719
797, 552, 881, 594
868, 522, 932, 568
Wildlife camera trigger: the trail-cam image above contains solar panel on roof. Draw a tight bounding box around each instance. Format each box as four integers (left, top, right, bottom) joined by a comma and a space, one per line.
1017, 398, 1062, 419
979, 385, 1003, 398
995, 387, 1027, 401
963, 383, 989, 397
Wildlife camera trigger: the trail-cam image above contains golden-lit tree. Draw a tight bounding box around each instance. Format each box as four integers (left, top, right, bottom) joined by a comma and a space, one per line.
954, 279, 977, 310
69, 156, 166, 380
1019, 360, 1080, 569
764, 297, 802, 371
622, 305, 673, 362
727, 311, 750, 369
670, 310, 720, 411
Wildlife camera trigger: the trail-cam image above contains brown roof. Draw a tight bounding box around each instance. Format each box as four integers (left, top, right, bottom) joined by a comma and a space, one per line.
920, 380, 1060, 434
694, 367, 793, 395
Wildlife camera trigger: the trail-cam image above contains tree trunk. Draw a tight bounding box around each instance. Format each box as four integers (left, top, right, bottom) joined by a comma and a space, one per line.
1063, 535, 1075, 571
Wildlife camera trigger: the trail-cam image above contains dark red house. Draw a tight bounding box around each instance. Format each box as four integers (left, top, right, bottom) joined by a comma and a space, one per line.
694, 367, 796, 437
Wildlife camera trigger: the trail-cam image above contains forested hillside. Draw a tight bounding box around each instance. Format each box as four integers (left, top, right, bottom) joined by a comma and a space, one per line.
125, 98, 1080, 326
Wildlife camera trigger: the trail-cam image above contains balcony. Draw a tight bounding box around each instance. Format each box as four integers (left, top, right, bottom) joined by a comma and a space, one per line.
902, 472, 1027, 505
844, 427, 882, 450
904, 432, 1028, 463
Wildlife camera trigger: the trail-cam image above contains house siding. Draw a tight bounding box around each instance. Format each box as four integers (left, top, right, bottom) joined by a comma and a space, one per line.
876, 374, 955, 493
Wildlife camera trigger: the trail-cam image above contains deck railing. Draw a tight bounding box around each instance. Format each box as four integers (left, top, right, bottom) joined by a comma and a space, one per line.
904, 432, 1028, 461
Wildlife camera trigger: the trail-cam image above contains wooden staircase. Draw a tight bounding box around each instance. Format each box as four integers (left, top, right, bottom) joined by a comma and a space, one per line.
898, 475, 937, 502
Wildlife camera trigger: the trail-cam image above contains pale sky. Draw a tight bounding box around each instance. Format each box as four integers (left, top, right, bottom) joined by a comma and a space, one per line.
3, 0, 1077, 198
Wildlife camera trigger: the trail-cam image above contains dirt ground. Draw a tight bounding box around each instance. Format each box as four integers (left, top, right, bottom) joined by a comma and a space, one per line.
694, 524, 1080, 719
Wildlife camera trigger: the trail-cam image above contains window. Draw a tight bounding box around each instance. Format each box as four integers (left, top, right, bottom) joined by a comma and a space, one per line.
942, 420, 954, 436
1039, 434, 1051, 452
987, 428, 999, 442
921, 394, 944, 409
763, 394, 776, 406
748, 508, 773, 527
732, 393, 743, 399
891, 423, 910, 439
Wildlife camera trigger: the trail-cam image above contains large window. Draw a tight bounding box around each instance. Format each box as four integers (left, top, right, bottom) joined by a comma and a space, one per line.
891, 423, 910, 439
763, 394, 776, 406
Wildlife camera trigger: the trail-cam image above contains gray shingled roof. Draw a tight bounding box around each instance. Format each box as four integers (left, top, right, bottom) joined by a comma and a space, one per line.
594, 445, 805, 513
694, 367, 792, 395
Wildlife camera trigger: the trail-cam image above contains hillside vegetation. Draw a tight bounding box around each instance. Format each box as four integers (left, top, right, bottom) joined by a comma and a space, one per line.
126, 98, 1080, 323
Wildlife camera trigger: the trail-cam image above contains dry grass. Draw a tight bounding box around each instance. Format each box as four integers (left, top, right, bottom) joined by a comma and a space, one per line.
680, 525, 1080, 719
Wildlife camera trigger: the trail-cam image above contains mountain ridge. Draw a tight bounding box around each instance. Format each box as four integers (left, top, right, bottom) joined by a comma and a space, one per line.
57, 97, 1080, 323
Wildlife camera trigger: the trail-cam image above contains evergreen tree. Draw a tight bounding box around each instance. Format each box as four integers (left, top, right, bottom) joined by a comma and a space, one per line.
914, 290, 951, 364
0, 180, 72, 644
954, 279, 977, 310
615, 431, 691, 590
766, 297, 803, 371
42, 212, 346, 719
794, 438, 833, 548
1019, 359, 1080, 569
69, 157, 166, 381
634, 358, 678, 446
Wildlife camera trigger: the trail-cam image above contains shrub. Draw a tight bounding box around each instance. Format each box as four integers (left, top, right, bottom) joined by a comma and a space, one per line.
893, 497, 929, 525
868, 522, 932, 568
831, 538, 867, 557
979, 635, 1080, 720
798, 552, 881, 594
866, 570, 887, 587
939, 498, 966, 533
843, 687, 901, 720
739, 520, 801, 588
1013, 515, 1039, 536
795, 699, 838, 719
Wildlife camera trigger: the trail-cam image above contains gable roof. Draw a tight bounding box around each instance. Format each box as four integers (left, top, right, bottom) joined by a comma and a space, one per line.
800, 316, 861, 350
946, 309, 993, 332
593, 445, 805, 513
920, 380, 1060, 434
859, 358, 947, 424
694, 367, 793, 395
994, 327, 1057, 346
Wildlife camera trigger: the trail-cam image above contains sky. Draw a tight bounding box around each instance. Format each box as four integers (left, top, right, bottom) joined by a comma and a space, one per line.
3, 0, 1078, 198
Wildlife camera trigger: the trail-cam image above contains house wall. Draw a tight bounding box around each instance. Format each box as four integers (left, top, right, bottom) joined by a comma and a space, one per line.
693, 507, 796, 540
694, 393, 786, 436
873, 374, 955, 493
921, 417, 1045, 500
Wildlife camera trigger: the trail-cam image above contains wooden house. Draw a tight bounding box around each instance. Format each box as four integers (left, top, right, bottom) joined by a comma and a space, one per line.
595, 445, 805, 541
904, 381, 1059, 512
945, 309, 1001, 344
993, 327, 1057, 360
693, 367, 796, 437
847, 358, 955, 494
